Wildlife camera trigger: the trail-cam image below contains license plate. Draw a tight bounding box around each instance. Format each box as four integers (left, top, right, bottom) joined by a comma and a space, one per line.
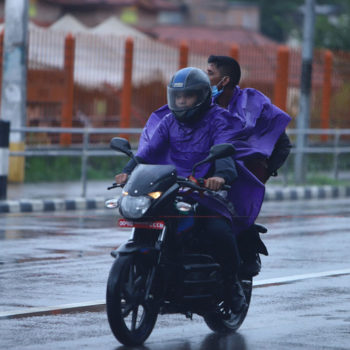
118, 219, 165, 230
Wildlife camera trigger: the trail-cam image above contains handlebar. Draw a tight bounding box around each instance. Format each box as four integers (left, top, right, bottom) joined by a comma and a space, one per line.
177, 177, 231, 192
108, 177, 231, 192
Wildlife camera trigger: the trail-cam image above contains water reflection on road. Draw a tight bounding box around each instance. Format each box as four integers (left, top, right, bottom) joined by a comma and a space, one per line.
115, 332, 247, 350
1, 199, 350, 349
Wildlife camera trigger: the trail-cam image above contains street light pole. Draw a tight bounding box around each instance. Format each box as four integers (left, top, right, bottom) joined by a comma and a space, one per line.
294, 0, 316, 184
0, 0, 29, 183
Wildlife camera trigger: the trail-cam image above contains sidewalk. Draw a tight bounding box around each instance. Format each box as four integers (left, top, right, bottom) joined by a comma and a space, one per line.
1, 180, 350, 213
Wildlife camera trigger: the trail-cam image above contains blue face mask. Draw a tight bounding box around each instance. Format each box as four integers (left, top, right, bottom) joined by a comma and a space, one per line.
211, 85, 224, 98
211, 77, 226, 98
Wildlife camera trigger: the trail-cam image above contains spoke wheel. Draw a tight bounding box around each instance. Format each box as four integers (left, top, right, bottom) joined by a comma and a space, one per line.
106, 254, 159, 346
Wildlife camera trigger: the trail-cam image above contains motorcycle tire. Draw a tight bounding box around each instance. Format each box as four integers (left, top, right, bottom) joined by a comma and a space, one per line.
106, 254, 159, 346
203, 277, 252, 333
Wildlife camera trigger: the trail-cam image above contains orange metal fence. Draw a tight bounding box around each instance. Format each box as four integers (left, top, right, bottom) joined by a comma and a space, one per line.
1, 29, 349, 145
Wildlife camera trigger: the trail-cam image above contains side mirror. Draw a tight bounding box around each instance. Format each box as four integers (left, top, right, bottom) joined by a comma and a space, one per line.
208, 143, 236, 159
110, 137, 136, 160
191, 143, 236, 176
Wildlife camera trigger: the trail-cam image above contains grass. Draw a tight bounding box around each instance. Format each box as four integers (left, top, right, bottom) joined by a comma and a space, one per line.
306, 175, 349, 186
24, 154, 350, 186
24, 156, 128, 182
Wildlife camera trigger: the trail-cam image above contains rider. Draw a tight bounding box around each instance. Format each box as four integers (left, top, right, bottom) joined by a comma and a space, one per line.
119, 58, 291, 277
115, 67, 250, 314
207, 54, 292, 184
207, 55, 292, 275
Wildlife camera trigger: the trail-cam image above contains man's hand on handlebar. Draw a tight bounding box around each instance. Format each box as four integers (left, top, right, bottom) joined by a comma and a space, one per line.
115, 173, 128, 184
204, 177, 225, 191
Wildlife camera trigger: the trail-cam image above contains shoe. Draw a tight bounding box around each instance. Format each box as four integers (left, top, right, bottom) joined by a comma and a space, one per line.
240, 253, 261, 277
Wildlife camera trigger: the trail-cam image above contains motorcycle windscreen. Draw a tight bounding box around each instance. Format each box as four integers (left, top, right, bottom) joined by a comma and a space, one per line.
124, 164, 177, 195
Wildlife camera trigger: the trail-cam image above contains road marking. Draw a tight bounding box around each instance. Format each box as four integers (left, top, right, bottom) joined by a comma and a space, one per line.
0, 300, 105, 320
253, 268, 350, 287
1, 268, 350, 320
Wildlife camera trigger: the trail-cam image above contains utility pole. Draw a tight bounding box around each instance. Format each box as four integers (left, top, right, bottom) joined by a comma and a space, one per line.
294, 0, 316, 184
0, 0, 29, 183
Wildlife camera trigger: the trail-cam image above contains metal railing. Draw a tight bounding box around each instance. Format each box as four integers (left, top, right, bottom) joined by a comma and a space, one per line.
10, 127, 143, 197
9, 127, 350, 197
286, 129, 350, 184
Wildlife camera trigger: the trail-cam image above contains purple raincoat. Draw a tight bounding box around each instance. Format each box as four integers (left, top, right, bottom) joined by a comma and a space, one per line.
138, 87, 291, 161
137, 104, 265, 233
135, 87, 291, 233
226, 87, 291, 160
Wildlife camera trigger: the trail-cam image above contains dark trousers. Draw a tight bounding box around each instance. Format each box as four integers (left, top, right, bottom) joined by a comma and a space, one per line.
195, 206, 241, 277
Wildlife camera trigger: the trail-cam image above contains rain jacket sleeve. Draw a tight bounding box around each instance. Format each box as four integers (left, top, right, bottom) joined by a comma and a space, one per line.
138, 104, 171, 153
136, 115, 170, 163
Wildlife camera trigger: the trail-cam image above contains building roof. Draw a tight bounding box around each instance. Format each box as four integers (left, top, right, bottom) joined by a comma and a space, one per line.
49, 14, 89, 32
138, 0, 179, 11
44, 0, 136, 6
88, 16, 148, 37
43, 0, 179, 10
145, 25, 278, 46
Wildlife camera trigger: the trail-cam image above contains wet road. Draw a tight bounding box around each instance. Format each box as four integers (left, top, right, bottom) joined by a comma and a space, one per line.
1, 199, 350, 349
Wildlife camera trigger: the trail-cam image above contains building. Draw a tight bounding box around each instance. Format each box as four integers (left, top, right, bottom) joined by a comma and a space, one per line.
0, 0, 260, 30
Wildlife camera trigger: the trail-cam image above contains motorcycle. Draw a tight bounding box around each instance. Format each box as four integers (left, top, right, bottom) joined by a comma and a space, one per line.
105, 137, 258, 346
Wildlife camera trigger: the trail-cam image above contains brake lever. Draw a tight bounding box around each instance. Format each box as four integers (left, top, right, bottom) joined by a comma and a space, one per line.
107, 183, 124, 190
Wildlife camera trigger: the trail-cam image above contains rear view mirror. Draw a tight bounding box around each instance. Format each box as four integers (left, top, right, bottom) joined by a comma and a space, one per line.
209, 143, 236, 159
110, 137, 133, 157
191, 143, 236, 176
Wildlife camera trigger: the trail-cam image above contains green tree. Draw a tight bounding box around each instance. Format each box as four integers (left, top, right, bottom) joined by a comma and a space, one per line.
314, 1, 350, 50
230, 0, 350, 50
230, 0, 304, 42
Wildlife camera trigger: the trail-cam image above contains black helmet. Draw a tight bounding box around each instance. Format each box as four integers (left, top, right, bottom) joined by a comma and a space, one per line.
167, 67, 212, 123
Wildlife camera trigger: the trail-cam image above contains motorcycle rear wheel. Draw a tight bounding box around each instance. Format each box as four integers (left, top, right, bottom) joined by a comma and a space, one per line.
204, 277, 252, 333
106, 254, 159, 346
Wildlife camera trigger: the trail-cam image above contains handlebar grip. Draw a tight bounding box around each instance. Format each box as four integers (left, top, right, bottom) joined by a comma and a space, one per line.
198, 178, 231, 191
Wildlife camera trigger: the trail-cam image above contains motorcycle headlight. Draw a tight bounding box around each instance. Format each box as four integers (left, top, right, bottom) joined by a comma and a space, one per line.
120, 195, 152, 219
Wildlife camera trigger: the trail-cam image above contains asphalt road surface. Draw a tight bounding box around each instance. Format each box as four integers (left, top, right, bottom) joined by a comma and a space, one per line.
1, 198, 350, 349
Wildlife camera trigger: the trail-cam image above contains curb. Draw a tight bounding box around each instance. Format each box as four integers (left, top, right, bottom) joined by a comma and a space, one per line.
0, 197, 106, 213
264, 185, 350, 202
1, 186, 350, 214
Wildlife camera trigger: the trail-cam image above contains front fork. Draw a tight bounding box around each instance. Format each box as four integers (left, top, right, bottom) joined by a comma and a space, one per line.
111, 225, 169, 303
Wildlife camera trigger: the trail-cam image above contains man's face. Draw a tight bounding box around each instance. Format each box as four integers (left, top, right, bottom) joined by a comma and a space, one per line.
206, 63, 223, 86
175, 91, 197, 108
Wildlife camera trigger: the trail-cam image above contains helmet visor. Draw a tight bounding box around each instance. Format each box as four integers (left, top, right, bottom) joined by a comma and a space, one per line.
167, 87, 208, 113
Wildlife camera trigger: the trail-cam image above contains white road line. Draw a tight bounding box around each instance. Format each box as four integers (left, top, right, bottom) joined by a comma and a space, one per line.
0, 300, 105, 319
1, 268, 350, 320
253, 268, 350, 287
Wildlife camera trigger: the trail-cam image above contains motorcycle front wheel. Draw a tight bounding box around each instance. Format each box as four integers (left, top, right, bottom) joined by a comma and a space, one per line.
106, 254, 159, 346
204, 277, 252, 333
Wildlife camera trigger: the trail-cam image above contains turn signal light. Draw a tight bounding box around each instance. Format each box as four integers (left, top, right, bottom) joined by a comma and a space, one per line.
148, 191, 162, 199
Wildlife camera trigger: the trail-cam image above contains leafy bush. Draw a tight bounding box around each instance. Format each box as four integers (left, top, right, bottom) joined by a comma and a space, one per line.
25, 156, 128, 182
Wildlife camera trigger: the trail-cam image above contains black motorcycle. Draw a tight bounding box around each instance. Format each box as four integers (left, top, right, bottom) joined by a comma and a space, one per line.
105, 137, 256, 346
